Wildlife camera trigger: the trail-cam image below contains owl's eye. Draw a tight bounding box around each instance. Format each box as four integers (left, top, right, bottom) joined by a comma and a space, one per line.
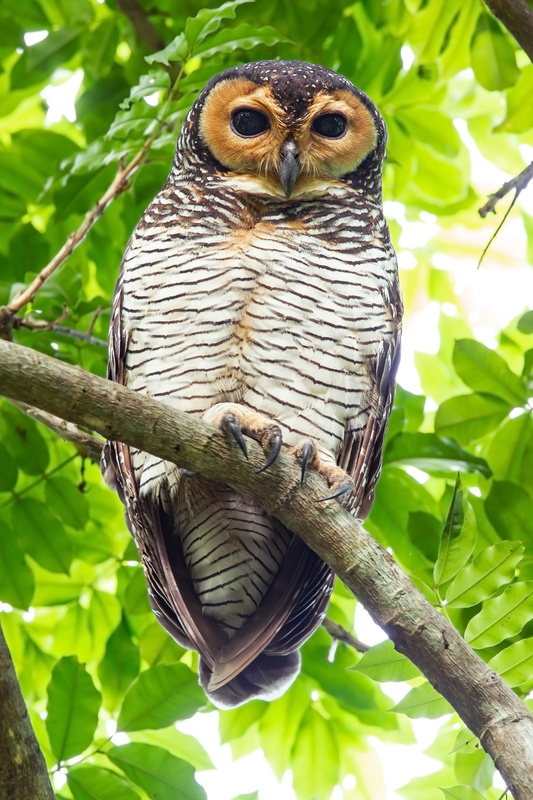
311, 113, 347, 139
231, 108, 270, 137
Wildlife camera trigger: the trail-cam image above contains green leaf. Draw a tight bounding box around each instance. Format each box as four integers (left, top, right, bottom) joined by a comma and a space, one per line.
445, 541, 524, 608
67, 766, 141, 800
184, 0, 253, 48
0, 526, 34, 609
352, 639, 421, 682
435, 393, 511, 444
485, 481, 533, 546
518, 310, 533, 334
123, 568, 151, 615
45, 477, 89, 530
87, 589, 122, 661
1, 405, 49, 475
292, 708, 339, 800
434, 477, 477, 587
0, 441, 18, 490
496, 64, 533, 133
46, 656, 101, 762
258, 681, 309, 781
488, 637, 533, 688
145, 33, 188, 66
98, 619, 141, 710
107, 743, 206, 800
453, 339, 527, 407
451, 727, 479, 755
470, 13, 519, 91
12, 498, 73, 574
192, 24, 287, 60
392, 682, 452, 719
128, 728, 213, 771
385, 432, 491, 477
440, 787, 486, 800
117, 663, 204, 732
465, 581, 533, 648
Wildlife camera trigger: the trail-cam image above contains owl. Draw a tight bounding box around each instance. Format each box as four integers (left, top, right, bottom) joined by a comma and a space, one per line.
103, 60, 402, 708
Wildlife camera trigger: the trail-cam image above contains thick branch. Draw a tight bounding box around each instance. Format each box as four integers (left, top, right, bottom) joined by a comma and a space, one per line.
0, 621, 55, 800
1, 340, 533, 799
483, 0, 533, 63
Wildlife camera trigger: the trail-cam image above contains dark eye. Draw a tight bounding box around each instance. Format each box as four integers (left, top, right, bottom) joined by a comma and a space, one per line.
311, 113, 347, 139
231, 108, 270, 137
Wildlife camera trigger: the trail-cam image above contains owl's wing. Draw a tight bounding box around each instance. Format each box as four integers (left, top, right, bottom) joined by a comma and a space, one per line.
338, 333, 401, 519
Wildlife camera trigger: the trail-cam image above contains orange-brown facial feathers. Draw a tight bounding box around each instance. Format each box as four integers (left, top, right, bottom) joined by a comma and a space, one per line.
199, 77, 379, 198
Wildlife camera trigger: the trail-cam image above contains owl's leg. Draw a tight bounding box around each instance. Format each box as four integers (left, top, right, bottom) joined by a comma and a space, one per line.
290, 439, 354, 502
203, 403, 283, 471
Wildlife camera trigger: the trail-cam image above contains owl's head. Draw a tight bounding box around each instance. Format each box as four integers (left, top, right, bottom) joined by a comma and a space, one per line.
178, 61, 386, 201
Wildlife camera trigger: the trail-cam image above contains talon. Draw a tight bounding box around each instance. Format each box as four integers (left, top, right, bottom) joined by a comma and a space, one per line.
299, 441, 314, 485
257, 427, 283, 473
221, 413, 248, 459
179, 468, 197, 478
318, 478, 354, 503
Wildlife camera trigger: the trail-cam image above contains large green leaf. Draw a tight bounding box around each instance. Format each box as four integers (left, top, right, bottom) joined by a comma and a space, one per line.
107, 743, 206, 800
434, 478, 477, 588
46, 656, 101, 762
496, 64, 533, 133
484, 481, 533, 546
453, 339, 527, 407
98, 619, 141, 711
11, 498, 73, 574
67, 766, 141, 800
465, 581, 533, 648
435, 393, 511, 444
392, 682, 452, 719
184, 0, 253, 47
117, 663, 204, 732
0, 525, 34, 609
291, 708, 340, 800
470, 13, 519, 91
352, 639, 420, 682
488, 638, 533, 689
384, 433, 491, 477
445, 541, 524, 608
193, 23, 287, 60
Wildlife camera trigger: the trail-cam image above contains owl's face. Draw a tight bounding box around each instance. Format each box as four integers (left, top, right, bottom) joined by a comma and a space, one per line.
189, 61, 384, 201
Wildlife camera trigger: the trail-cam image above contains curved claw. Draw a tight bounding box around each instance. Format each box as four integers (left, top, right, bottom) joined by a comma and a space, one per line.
221, 414, 248, 459
257, 428, 283, 473
299, 441, 314, 485
317, 478, 354, 503
179, 468, 197, 478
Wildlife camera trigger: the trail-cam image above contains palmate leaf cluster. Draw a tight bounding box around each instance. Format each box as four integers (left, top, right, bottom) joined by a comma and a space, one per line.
0, 1, 532, 799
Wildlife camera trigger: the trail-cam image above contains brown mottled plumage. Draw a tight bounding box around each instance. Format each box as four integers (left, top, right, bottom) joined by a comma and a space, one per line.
102, 60, 402, 708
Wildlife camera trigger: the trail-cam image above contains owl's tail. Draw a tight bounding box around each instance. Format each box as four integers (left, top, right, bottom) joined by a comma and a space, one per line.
198, 651, 300, 709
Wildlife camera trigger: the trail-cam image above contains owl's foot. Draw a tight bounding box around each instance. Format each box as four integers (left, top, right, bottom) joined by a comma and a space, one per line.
204, 404, 283, 472
290, 439, 354, 502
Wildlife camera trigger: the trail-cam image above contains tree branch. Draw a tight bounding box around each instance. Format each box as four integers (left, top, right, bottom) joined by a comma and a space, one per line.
0, 621, 55, 800
0, 137, 155, 327
479, 160, 533, 217
483, 0, 533, 63
1, 340, 533, 799
116, 0, 166, 53
322, 618, 369, 653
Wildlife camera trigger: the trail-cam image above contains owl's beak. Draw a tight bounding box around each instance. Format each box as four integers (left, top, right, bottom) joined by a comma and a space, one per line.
278, 138, 300, 198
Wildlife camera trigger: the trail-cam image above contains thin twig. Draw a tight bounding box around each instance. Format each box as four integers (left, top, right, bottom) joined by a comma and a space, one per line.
15, 317, 107, 348
322, 618, 370, 653
479, 161, 533, 218
116, 0, 166, 53
6, 139, 155, 316
7, 400, 104, 464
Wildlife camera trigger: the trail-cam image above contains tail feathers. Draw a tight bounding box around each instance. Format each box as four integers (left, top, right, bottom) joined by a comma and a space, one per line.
199, 652, 300, 709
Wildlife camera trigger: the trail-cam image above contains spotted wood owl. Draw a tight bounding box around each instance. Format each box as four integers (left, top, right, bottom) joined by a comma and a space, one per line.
103, 60, 402, 708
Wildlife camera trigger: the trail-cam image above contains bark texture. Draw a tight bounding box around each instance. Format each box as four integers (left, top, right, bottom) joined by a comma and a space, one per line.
1, 339, 533, 799
0, 622, 55, 800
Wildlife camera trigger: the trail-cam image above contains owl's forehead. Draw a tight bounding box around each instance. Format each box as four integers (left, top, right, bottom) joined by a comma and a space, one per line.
206, 60, 358, 117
